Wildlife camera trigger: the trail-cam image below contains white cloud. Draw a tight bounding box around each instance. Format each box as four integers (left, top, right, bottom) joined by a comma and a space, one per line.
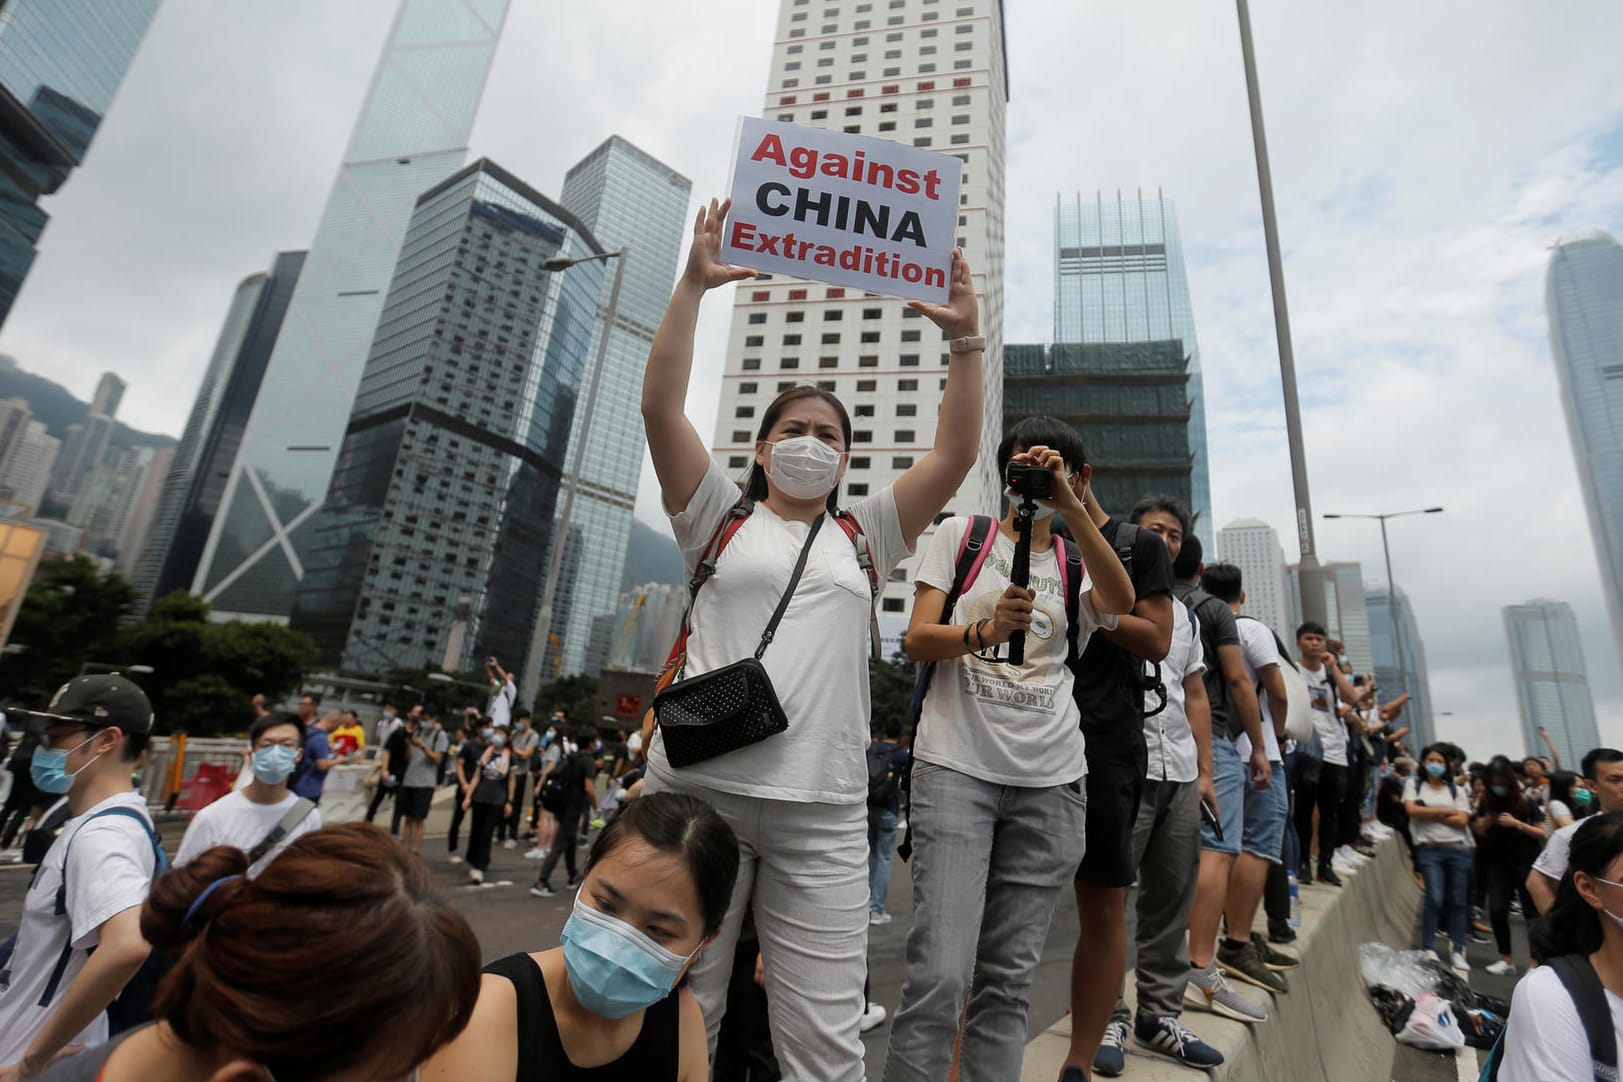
4, 0, 1622, 757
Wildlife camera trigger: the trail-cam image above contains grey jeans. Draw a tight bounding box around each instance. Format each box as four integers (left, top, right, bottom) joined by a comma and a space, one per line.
1113, 777, 1201, 1022
884, 762, 1087, 1082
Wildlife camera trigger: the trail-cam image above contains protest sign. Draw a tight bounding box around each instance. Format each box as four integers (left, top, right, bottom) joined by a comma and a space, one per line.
721, 117, 962, 303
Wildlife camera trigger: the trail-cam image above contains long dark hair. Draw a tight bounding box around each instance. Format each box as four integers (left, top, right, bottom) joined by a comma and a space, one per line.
1530, 811, 1623, 961
1550, 770, 1592, 819
1480, 755, 1530, 817
586, 792, 740, 934
744, 385, 853, 512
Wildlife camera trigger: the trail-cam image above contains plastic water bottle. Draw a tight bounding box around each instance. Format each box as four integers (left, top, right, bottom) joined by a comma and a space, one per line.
1288, 869, 1302, 929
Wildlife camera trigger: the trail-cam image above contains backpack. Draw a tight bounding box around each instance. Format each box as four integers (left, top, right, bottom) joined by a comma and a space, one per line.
539, 752, 583, 814
1236, 615, 1315, 745
1074, 521, 1170, 719
867, 743, 900, 806
38, 806, 170, 1034
1481, 954, 1617, 1081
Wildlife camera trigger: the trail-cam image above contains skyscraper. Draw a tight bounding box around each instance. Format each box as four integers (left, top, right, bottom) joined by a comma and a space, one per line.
1504, 598, 1601, 766
90, 372, 126, 418
290, 159, 608, 678
194, 0, 509, 622
1052, 190, 1214, 549
710, 0, 1009, 624
0, 398, 32, 474
1366, 585, 1435, 750
523, 136, 690, 686
131, 251, 305, 607
1217, 517, 1290, 637
48, 411, 114, 504
0, 420, 57, 511
114, 447, 172, 574
1546, 232, 1623, 676
0, 0, 161, 328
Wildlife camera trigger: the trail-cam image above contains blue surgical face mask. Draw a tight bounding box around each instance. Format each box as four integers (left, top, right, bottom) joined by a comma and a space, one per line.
1490, 784, 1509, 798
1575, 788, 1595, 807
1425, 762, 1447, 779
480, 728, 494, 742
252, 745, 299, 785
492, 733, 507, 748
31, 732, 104, 795
560, 894, 697, 1019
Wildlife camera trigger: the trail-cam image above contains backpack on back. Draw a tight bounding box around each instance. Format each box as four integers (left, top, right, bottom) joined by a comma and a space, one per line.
867, 744, 900, 806
1481, 954, 1617, 1081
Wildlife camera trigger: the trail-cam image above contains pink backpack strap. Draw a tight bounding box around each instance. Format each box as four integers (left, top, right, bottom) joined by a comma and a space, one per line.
832, 512, 879, 596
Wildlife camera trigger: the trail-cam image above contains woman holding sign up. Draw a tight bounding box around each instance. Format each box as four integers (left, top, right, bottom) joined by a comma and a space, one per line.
639, 196, 982, 1080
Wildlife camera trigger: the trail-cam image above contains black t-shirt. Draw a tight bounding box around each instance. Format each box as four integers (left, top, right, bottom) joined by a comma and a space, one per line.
456, 739, 485, 787
383, 728, 410, 778
1175, 583, 1243, 740
1071, 519, 1176, 737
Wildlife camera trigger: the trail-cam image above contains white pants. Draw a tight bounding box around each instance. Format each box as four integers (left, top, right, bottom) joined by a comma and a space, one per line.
645, 766, 869, 1082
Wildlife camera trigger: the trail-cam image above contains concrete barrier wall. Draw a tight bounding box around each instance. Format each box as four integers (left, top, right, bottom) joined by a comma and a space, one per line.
1023, 838, 1421, 1082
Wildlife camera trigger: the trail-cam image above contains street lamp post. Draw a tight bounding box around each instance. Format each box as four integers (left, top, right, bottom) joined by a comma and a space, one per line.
78, 662, 155, 677
1235, 0, 1327, 627
1322, 507, 1444, 717
522, 248, 628, 700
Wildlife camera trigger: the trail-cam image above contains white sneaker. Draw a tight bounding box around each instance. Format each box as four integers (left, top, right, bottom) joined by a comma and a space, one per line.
1485, 959, 1517, 977
502, 839, 516, 850
1451, 952, 1471, 975
859, 1002, 888, 1033
1332, 857, 1360, 879
1337, 845, 1370, 866
895, 819, 908, 834
869, 910, 893, 926
469, 868, 484, 884
524, 847, 546, 859
447, 853, 464, 865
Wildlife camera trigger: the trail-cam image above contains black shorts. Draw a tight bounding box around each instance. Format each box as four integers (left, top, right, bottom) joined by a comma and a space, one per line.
1075, 727, 1148, 888
399, 786, 434, 821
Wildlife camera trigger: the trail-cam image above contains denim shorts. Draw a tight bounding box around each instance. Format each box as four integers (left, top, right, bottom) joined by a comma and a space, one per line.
1240, 759, 1289, 863
1200, 736, 1245, 855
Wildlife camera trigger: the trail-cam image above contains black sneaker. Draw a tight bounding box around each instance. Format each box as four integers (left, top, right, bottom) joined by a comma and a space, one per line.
1133, 1014, 1224, 1070
566, 873, 581, 889
1298, 862, 1314, 885
1267, 920, 1297, 944
1251, 933, 1300, 971
1317, 864, 1344, 888
1217, 938, 1289, 994
530, 883, 556, 898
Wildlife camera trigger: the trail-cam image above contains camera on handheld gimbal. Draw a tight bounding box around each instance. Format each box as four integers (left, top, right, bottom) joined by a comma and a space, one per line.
1005, 462, 1054, 502
1002, 462, 1057, 667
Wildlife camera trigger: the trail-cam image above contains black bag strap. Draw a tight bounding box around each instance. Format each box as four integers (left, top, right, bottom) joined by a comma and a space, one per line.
1549, 954, 1619, 1079
247, 798, 316, 865
909, 515, 997, 726
1058, 535, 1084, 666
672, 511, 826, 680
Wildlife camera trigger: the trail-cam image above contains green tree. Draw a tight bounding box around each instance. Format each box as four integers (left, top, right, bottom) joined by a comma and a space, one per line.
380, 666, 488, 723
0, 556, 140, 702
536, 674, 599, 728
869, 651, 918, 739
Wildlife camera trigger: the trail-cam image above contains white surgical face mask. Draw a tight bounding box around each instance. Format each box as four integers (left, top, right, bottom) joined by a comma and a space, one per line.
765, 436, 844, 500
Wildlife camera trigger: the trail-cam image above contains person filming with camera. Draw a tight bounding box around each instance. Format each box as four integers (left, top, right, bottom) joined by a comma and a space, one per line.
885, 419, 1134, 1081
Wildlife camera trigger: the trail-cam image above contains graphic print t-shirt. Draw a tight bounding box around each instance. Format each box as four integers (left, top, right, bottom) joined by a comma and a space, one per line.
1303, 663, 1347, 766
913, 516, 1115, 787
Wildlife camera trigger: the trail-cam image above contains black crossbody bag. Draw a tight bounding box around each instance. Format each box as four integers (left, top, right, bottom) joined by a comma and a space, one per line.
654, 515, 825, 768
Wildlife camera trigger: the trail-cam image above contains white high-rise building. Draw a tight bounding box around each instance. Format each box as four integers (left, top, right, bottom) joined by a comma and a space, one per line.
0, 420, 58, 512
1504, 598, 1601, 766
710, 0, 1009, 623
1286, 560, 1372, 674
1217, 517, 1289, 637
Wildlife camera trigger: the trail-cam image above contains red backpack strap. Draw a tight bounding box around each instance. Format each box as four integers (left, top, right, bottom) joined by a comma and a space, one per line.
659, 499, 754, 687
832, 511, 880, 597
955, 515, 996, 601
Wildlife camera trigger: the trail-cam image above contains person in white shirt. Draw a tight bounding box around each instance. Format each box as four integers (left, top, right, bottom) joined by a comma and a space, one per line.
1404, 744, 1476, 974
887, 425, 1134, 1082
639, 197, 982, 1080
1529, 748, 1623, 915
1498, 811, 1623, 1080
1293, 622, 1364, 887
0, 675, 161, 1076
484, 658, 516, 730
176, 713, 323, 878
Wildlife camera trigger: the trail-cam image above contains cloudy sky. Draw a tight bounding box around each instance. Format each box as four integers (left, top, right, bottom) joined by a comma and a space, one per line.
5, 0, 1622, 756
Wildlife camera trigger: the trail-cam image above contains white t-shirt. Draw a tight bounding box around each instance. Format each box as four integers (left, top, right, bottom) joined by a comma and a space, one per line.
1535, 820, 1582, 884
1302, 663, 1348, 766
488, 681, 515, 728
1498, 963, 1623, 1081
913, 516, 1114, 788
1234, 616, 1284, 763
626, 731, 643, 761
1142, 599, 1204, 783
0, 792, 157, 1065
1548, 800, 1575, 831
1402, 777, 1473, 847
375, 715, 403, 746
174, 789, 323, 878
646, 460, 912, 804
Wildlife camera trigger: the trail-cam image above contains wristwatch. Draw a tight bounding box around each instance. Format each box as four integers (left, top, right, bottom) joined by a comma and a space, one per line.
949, 334, 985, 354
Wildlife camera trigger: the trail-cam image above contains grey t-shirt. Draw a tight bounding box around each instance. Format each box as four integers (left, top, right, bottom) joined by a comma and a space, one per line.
509, 727, 540, 776
35, 1029, 131, 1080
403, 728, 449, 789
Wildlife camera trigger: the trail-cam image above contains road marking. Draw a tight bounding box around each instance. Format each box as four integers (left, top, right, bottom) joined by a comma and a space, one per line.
1456, 1045, 1480, 1082
460, 880, 515, 891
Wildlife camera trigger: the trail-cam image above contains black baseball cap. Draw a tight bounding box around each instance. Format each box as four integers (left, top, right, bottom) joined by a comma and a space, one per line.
25, 675, 155, 735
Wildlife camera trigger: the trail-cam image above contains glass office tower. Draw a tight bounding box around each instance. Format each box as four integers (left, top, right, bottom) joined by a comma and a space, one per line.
517, 136, 690, 687
291, 160, 606, 677
1367, 585, 1436, 750
1504, 598, 1601, 766
132, 251, 305, 607
1053, 191, 1213, 548
0, 0, 160, 328
195, 0, 509, 621
1546, 232, 1623, 677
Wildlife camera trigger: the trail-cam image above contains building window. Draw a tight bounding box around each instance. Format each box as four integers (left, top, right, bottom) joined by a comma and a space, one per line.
786, 311, 805, 322
915, 118, 933, 128
731, 429, 750, 442
857, 379, 877, 391
736, 406, 755, 418
898, 378, 918, 390
781, 357, 800, 369
879, 121, 895, 131
741, 382, 758, 393
863, 307, 883, 319
861, 331, 881, 343
859, 355, 879, 367
849, 483, 871, 496
783, 334, 802, 345
882, 598, 905, 613
743, 358, 761, 370
811, 109, 827, 118
951, 133, 969, 144
895, 429, 915, 441
751, 290, 770, 301
819, 356, 839, 368
789, 288, 808, 300
953, 93, 970, 104
854, 430, 873, 443
729, 455, 748, 469
953, 58, 971, 68
850, 456, 871, 469
897, 403, 917, 416
855, 404, 875, 417
824, 309, 844, 320
892, 455, 914, 468
845, 105, 863, 115
746, 335, 764, 347
821, 332, 840, 344
900, 354, 920, 366
748, 312, 767, 324
914, 137, 932, 146
952, 114, 969, 124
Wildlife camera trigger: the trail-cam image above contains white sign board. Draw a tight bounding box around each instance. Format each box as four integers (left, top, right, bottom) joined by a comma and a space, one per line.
721, 117, 962, 303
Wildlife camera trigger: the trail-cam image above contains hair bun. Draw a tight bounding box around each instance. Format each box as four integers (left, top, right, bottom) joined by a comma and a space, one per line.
142, 846, 250, 953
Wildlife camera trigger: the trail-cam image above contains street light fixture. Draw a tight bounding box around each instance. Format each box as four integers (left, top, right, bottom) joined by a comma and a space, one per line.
523, 247, 628, 699
1321, 507, 1444, 732
427, 672, 487, 693
78, 661, 155, 677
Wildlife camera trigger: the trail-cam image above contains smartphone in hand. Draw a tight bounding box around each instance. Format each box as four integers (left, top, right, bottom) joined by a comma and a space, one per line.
1200, 798, 1224, 844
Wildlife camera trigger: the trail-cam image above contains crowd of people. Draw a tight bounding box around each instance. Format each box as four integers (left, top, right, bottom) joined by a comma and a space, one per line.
0, 198, 1615, 1081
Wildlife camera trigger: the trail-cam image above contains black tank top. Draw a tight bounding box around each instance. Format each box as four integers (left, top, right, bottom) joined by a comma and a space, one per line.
484, 952, 681, 1081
